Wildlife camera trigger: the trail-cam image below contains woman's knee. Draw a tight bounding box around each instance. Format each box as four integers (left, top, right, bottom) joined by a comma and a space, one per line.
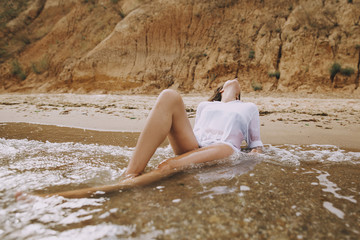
157, 89, 182, 105
159, 89, 180, 99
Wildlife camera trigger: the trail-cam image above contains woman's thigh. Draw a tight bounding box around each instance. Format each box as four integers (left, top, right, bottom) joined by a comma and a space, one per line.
158, 143, 234, 171
163, 90, 199, 155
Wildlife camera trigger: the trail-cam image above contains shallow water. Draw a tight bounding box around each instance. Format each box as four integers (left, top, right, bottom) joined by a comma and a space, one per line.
0, 123, 360, 239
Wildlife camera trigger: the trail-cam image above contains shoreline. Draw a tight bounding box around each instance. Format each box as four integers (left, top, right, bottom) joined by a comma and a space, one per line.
0, 93, 359, 151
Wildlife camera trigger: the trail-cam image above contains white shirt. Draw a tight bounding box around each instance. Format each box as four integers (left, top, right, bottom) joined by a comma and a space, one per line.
193, 100, 263, 152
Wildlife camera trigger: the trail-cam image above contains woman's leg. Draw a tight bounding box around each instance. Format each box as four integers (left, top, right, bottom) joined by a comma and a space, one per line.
124, 89, 199, 177
118, 144, 233, 191
157, 143, 234, 171
123, 143, 234, 189
37, 144, 233, 198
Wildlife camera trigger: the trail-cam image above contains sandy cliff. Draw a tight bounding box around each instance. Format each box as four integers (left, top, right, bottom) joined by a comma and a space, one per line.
0, 0, 359, 94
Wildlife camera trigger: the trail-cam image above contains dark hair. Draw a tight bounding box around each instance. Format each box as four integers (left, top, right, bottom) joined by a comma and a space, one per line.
208, 85, 241, 101
208, 86, 223, 101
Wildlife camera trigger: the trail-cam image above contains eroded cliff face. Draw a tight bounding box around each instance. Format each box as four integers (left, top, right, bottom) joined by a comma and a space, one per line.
0, 0, 359, 94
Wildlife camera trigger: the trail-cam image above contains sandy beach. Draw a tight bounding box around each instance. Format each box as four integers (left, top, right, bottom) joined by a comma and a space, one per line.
0, 92, 359, 150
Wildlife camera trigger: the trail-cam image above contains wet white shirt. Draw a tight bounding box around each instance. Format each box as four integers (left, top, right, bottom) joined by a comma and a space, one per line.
193, 100, 263, 152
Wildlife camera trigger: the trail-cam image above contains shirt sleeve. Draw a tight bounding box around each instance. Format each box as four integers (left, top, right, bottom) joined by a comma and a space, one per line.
247, 104, 263, 148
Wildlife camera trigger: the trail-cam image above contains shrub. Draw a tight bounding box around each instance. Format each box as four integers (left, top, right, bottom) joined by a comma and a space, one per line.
329, 62, 355, 82
11, 60, 26, 80
340, 67, 355, 76
248, 49, 255, 59
329, 62, 341, 81
268, 71, 280, 79
251, 81, 262, 91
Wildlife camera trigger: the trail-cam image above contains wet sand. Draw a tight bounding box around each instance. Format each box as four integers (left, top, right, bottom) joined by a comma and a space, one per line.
0, 93, 359, 150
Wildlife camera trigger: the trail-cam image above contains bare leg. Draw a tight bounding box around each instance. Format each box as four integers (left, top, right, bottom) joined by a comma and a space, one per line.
37, 144, 233, 198
28, 90, 235, 199
124, 89, 199, 176
157, 143, 234, 171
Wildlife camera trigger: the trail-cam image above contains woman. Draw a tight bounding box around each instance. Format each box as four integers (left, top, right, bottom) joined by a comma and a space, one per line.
35, 78, 263, 198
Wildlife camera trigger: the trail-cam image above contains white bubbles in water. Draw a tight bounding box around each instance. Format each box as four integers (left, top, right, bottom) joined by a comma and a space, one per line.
263, 145, 301, 166
323, 201, 345, 219
1, 195, 109, 240
315, 169, 357, 204
57, 223, 136, 240
240, 185, 250, 191
198, 186, 237, 199
263, 144, 360, 166
0, 138, 135, 194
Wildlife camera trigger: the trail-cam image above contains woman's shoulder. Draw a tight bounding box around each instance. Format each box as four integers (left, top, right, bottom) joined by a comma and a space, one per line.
233, 101, 259, 113
197, 101, 210, 112
196, 101, 222, 112
198, 100, 218, 107
243, 101, 258, 108
232, 100, 257, 107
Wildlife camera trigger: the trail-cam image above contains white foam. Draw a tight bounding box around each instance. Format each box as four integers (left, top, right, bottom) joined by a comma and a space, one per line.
56, 223, 136, 240
240, 185, 250, 191
315, 169, 357, 204
263, 144, 360, 166
323, 201, 345, 219
198, 186, 237, 199
0, 138, 136, 192
262, 145, 301, 166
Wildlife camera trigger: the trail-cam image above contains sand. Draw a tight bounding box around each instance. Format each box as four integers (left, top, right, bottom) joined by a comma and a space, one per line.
0, 92, 359, 151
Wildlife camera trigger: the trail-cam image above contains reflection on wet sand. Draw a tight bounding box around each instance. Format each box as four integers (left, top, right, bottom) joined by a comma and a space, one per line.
0, 123, 359, 239
0, 122, 140, 147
